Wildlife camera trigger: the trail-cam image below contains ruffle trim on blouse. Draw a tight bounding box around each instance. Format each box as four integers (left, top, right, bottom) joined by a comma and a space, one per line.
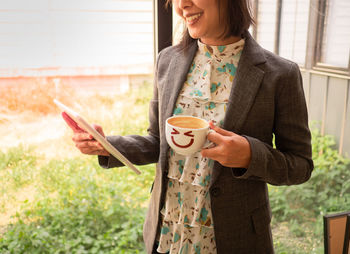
180, 61, 213, 103
157, 219, 216, 254
161, 178, 213, 229
167, 152, 213, 188
165, 149, 214, 229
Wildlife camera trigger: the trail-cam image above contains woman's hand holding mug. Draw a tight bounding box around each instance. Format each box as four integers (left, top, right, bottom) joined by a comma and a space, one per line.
201, 121, 251, 169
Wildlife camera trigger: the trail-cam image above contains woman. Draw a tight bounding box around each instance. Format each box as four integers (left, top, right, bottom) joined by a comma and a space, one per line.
70, 0, 313, 253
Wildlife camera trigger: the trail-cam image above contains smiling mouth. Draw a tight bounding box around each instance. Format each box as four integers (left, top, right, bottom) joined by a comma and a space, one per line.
186, 13, 202, 25
171, 136, 195, 148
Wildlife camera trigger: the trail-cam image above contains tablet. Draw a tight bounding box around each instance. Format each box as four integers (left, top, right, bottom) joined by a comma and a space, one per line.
54, 99, 141, 175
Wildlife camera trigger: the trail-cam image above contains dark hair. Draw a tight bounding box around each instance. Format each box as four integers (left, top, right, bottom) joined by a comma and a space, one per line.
166, 0, 255, 49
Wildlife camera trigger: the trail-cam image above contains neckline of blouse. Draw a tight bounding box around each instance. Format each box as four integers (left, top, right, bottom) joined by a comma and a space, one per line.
197, 38, 245, 59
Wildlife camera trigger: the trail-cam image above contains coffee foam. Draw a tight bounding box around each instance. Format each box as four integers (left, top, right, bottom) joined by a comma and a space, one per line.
168, 116, 207, 129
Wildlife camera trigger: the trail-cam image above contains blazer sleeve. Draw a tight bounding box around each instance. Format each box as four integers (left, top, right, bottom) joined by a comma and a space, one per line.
232, 62, 314, 185
98, 52, 162, 169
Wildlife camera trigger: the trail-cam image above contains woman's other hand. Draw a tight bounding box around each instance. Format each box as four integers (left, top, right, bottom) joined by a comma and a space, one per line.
201, 121, 251, 168
61, 112, 109, 156
71, 124, 110, 156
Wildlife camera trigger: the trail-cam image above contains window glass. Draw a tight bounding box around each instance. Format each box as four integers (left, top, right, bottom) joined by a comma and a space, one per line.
321, 0, 350, 68
256, 0, 277, 53
279, 0, 310, 65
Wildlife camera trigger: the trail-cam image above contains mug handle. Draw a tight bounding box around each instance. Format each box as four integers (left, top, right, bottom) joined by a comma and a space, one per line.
203, 129, 216, 149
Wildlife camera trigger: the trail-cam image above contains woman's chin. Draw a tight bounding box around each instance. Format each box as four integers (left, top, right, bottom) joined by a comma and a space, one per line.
188, 31, 201, 40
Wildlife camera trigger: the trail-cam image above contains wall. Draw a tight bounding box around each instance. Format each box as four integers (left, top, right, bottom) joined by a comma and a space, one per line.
301, 70, 350, 156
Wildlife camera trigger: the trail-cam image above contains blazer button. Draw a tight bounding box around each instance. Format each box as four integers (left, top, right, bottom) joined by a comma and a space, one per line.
211, 187, 221, 197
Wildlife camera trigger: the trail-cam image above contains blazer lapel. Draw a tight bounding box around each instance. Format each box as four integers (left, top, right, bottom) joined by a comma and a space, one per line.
211, 32, 267, 186
162, 42, 198, 120
224, 32, 267, 132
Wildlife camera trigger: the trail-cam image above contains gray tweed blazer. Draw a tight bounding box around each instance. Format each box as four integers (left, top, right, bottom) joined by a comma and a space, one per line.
99, 31, 313, 254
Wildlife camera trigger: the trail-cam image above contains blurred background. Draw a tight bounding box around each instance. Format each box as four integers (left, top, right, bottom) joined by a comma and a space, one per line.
0, 0, 349, 253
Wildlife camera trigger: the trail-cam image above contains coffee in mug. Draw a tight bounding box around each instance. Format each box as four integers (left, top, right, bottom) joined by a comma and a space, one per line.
165, 115, 213, 156
167, 116, 208, 129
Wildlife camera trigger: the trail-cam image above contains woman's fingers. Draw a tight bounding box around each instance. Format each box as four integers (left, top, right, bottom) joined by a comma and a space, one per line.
72, 132, 93, 142
92, 124, 105, 137
209, 121, 234, 136
74, 139, 109, 156
70, 124, 109, 156
201, 144, 221, 158
75, 139, 100, 149
206, 121, 236, 145
206, 131, 224, 145
202, 121, 251, 168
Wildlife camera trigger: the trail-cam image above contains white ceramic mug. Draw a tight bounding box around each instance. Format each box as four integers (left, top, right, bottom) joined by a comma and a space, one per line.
165, 115, 213, 156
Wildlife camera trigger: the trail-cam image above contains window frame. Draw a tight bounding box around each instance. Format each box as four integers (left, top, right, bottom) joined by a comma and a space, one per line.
154, 0, 172, 56
323, 211, 350, 254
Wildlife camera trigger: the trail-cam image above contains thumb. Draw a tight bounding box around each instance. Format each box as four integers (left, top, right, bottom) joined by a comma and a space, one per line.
92, 124, 105, 137
209, 121, 234, 137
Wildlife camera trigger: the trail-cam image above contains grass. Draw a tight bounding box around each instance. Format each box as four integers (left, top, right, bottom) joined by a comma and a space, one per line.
0, 148, 154, 253
0, 80, 154, 253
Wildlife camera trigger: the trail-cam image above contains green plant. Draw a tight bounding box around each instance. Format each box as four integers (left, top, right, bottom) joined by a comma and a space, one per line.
0, 145, 37, 190
270, 128, 350, 253
0, 153, 154, 253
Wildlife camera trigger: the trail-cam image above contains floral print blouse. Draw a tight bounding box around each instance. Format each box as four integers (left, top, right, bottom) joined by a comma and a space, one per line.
157, 38, 245, 254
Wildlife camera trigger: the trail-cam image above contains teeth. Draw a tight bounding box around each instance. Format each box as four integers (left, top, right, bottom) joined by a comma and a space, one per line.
186, 13, 201, 22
